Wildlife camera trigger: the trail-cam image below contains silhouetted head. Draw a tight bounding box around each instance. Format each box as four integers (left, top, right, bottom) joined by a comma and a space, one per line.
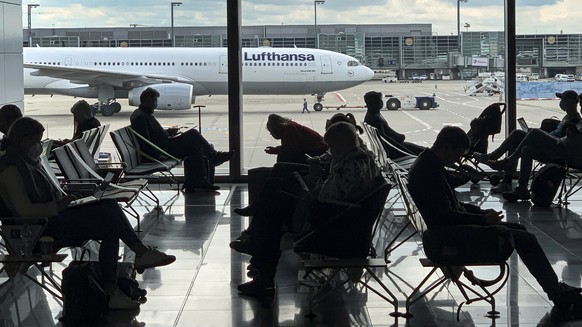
364, 91, 383, 112
0, 104, 23, 135
5, 117, 45, 162
140, 87, 160, 112
432, 126, 469, 166
326, 113, 363, 134
70, 100, 92, 123
556, 90, 578, 114
324, 122, 358, 158
266, 114, 291, 140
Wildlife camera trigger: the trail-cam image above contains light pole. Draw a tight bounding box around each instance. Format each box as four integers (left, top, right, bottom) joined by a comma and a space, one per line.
464, 22, 471, 32
171, 2, 182, 47
457, 0, 467, 53
314, 0, 325, 49
27, 4, 39, 47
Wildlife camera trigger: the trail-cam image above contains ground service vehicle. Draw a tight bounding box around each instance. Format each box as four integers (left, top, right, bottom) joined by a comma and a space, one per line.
384, 95, 438, 110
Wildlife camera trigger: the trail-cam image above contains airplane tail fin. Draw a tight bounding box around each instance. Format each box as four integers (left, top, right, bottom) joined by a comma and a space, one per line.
334, 92, 347, 104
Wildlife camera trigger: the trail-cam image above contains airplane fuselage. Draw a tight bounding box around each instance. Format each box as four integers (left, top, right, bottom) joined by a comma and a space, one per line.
23, 47, 374, 104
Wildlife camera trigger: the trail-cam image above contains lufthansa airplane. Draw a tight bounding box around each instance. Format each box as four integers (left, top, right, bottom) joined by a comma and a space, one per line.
24, 47, 374, 116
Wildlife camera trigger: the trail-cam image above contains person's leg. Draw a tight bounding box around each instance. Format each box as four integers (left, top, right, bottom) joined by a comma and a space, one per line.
506, 129, 558, 163
43, 200, 174, 276
487, 129, 527, 160
510, 228, 564, 301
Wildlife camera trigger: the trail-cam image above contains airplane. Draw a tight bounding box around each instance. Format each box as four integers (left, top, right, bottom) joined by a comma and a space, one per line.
23, 47, 374, 116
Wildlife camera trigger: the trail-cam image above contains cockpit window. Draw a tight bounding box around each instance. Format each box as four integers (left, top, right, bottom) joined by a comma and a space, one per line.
347, 60, 360, 67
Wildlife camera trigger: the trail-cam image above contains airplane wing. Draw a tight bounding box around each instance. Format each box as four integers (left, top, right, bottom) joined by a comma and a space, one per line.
24, 63, 195, 88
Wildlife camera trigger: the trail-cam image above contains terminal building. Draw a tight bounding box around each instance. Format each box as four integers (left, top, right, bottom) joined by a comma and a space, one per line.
24, 23, 582, 80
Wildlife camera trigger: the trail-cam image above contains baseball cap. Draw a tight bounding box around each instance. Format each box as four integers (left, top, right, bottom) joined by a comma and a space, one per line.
556, 90, 578, 101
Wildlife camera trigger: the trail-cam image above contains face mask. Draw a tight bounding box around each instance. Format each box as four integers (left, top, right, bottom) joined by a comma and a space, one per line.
27, 142, 43, 160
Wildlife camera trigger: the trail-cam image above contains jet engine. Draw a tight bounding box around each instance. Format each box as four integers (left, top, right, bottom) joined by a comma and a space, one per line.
128, 83, 194, 110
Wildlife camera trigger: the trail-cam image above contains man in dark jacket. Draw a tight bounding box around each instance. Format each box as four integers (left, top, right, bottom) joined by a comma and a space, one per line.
363, 91, 424, 157
408, 126, 582, 320
130, 87, 233, 191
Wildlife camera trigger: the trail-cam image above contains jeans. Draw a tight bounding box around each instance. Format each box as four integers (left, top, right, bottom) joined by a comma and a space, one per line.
43, 199, 142, 284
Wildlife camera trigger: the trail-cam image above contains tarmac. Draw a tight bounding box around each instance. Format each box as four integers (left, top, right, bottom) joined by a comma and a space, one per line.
22, 80, 564, 170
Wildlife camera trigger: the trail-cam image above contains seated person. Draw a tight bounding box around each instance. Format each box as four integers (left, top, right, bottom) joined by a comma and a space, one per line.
53, 100, 102, 147
233, 112, 365, 218
408, 126, 582, 320
264, 113, 329, 164
0, 117, 176, 310
0, 104, 23, 152
130, 87, 234, 192
232, 122, 381, 299
475, 90, 582, 199
363, 91, 424, 157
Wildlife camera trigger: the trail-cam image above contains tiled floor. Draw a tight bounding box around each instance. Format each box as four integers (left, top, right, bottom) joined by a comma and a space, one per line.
3, 180, 582, 326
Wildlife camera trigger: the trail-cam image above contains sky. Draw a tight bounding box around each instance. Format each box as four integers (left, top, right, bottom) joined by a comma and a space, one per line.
22, 0, 582, 36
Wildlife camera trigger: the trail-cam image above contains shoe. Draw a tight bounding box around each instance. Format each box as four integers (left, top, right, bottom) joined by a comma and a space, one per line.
487, 158, 511, 171
491, 182, 512, 194
237, 279, 275, 299
109, 287, 140, 310
213, 151, 235, 166
229, 238, 256, 256
502, 187, 531, 202
234, 206, 254, 216
553, 287, 582, 320
134, 247, 176, 273
472, 152, 490, 163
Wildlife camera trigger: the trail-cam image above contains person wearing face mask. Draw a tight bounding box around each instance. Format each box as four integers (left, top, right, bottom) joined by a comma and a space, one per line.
0, 117, 177, 310
473, 90, 582, 199
232, 122, 380, 299
130, 87, 234, 192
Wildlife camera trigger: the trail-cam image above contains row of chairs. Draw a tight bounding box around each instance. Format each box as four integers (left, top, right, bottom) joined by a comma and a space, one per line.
362, 121, 510, 321
0, 124, 181, 300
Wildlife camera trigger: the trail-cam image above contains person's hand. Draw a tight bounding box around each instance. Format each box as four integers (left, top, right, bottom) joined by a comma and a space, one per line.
167, 127, 180, 137
308, 157, 326, 177
484, 210, 504, 225
57, 194, 77, 212
264, 146, 278, 154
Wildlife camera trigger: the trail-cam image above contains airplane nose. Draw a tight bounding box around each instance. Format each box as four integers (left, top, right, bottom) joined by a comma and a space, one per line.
364, 66, 374, 81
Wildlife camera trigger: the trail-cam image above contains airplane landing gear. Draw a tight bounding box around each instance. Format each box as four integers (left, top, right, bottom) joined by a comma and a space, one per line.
92, 100, 122, 116
313, 94, 325, 111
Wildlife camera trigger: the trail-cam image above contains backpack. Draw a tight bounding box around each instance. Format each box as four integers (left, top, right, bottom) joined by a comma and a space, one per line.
183, 156, 214, 191
530, 164, 566, 207
59, 260, 109, 322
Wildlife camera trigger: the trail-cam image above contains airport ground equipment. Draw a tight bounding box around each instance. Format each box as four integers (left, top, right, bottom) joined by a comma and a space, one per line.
384, 94, 438, 110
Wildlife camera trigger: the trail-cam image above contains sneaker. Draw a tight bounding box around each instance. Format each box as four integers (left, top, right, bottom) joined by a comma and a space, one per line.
109, 287, 140, 310
213, 151, 235, 166
491, 182, 512, 194
134, 247, 176, 273
502, 187, 531, 202
553, 288, 582, 320
234, 206, 254, 216
472, 152, 490, 163
487, 158, 511, 171
237, 279, 275, 299
229, 238, 256, 256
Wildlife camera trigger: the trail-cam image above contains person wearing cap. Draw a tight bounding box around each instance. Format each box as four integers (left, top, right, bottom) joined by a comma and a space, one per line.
474, 90, 582, 200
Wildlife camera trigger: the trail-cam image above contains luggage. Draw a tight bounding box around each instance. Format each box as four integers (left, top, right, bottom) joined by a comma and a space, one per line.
530, 164, 565, 207
59, 260, 108, 322
183, 155, 214, 191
